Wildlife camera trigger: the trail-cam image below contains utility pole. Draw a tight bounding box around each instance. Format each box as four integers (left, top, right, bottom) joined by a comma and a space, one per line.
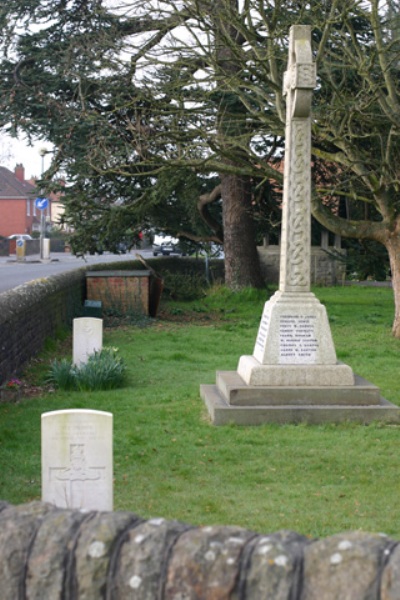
38, 147, 50, 261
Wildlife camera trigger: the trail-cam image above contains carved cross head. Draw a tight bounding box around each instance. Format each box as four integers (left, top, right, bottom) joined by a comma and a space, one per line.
283, 26, 316, 119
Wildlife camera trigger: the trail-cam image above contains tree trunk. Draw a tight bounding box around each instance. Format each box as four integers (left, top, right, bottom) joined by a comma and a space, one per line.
312, 193, 400, 336
386, 235, 400, 338
210, 0, 264, 290
221, 172, 264, 289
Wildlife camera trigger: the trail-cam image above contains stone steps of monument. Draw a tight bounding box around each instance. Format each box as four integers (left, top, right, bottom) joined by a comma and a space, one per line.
216, 371, 381, 407
200, 381, 400, 426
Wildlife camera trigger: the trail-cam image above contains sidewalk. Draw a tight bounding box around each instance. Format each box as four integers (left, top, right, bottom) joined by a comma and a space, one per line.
0, 250, 144, 265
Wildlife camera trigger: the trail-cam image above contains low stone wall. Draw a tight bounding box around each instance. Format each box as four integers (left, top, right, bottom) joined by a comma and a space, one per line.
258, 245, 346, 286
0, 270, 86, 384
0, 500, 399, 599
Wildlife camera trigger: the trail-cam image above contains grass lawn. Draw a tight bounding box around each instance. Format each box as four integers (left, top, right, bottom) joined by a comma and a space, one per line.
1, 284, 400, 539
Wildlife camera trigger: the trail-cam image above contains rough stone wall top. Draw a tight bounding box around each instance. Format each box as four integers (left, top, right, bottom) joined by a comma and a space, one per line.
0, 500, 399, 599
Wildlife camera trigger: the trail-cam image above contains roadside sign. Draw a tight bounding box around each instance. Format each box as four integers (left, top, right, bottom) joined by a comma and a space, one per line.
16, 238, 26, 261
35, 197, 49, 210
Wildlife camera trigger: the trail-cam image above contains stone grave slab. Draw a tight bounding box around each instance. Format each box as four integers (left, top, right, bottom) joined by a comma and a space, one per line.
41, 409, 113, 511
73, 317, 103, 366
201, 25, 400, 425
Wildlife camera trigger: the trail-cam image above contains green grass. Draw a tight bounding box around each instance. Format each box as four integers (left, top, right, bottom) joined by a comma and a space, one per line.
1, 284, 400, 538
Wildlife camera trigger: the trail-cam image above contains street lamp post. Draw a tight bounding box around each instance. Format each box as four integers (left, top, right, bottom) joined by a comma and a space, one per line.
39, 148, 48, 260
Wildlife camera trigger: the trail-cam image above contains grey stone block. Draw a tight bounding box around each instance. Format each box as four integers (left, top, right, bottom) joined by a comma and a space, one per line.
200, 380, 400, 425
216, 371, 382, 406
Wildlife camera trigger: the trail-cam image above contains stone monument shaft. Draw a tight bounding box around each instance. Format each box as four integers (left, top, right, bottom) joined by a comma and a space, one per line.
280, 25, 316, 293
237, 24, 346, 373
201, 24, 400, 424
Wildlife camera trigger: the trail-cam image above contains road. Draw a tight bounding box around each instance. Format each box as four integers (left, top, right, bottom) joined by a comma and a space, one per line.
0, 250, 154, 295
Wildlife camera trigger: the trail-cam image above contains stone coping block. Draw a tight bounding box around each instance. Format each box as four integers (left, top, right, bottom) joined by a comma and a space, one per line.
86, 270, 151, 277
1, 501, 400, 598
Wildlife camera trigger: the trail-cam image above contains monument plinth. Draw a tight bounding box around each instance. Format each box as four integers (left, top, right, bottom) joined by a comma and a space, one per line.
201, 25, 400, 425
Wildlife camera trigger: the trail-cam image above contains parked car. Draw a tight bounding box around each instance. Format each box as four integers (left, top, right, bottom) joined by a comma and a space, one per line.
152, 235, 186, 256
8, 234, 33, 240
195, 243, 224, 259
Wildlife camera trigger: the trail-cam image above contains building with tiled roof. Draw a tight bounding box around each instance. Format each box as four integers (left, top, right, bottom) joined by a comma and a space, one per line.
0, 164, 50, 237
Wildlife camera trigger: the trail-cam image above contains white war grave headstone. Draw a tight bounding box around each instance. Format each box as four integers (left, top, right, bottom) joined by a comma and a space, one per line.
41, 409, 113, 511
201, 25, 400, 425
73, 317, 103, 366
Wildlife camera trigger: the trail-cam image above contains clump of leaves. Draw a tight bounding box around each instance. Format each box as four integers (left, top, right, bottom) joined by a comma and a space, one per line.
47, 358, 77, 391
47, 347, 126, 391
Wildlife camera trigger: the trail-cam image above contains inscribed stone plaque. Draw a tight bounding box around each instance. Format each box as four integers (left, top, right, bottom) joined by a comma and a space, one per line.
255, 310, 270, 353
41, 409, 113, 511
279, 315, 319, 364
73, 317, 103, 365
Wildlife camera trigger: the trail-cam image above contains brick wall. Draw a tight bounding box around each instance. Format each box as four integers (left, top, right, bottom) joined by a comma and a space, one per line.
0, 199, 35, 237
86, 270, 150, 315
0, 270, 86, 384
1, 500, 399, 598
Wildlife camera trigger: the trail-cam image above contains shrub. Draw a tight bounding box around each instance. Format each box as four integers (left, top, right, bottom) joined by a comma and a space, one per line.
47, 347, 126, 391
162, 270, 207, 300
47, 358, 77, 391
343, 239, 390, 281
75, 348, 126, 391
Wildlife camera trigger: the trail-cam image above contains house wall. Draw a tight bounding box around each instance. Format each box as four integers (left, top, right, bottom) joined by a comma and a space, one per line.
0, 199, 33, 237
0, 165, 54, 237
51, 200, 65, 227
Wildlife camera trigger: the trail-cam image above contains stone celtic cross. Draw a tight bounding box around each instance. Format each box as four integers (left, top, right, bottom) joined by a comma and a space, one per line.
201, 24, 396, 425
279, 25, 316, 293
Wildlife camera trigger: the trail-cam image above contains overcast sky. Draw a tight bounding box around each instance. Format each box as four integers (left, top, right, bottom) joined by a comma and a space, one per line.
0, 134, 52, 179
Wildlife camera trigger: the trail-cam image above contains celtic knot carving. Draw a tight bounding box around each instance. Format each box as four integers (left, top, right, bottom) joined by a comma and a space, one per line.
294, 63, 317, 89
286, 121, 310, 288
279, 26, 315, 293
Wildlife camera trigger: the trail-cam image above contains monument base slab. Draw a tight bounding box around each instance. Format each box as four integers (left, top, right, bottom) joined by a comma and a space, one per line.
238, 355, 354, 386
201, 371, 400, 426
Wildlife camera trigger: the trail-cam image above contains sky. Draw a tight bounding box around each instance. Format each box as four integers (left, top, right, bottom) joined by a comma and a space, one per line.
0, 134, 52, 179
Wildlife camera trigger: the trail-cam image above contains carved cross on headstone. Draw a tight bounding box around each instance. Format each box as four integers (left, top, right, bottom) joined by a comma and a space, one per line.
279, 26, 316, 293
50, 444, 105, 509
42, 409, 113, 511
